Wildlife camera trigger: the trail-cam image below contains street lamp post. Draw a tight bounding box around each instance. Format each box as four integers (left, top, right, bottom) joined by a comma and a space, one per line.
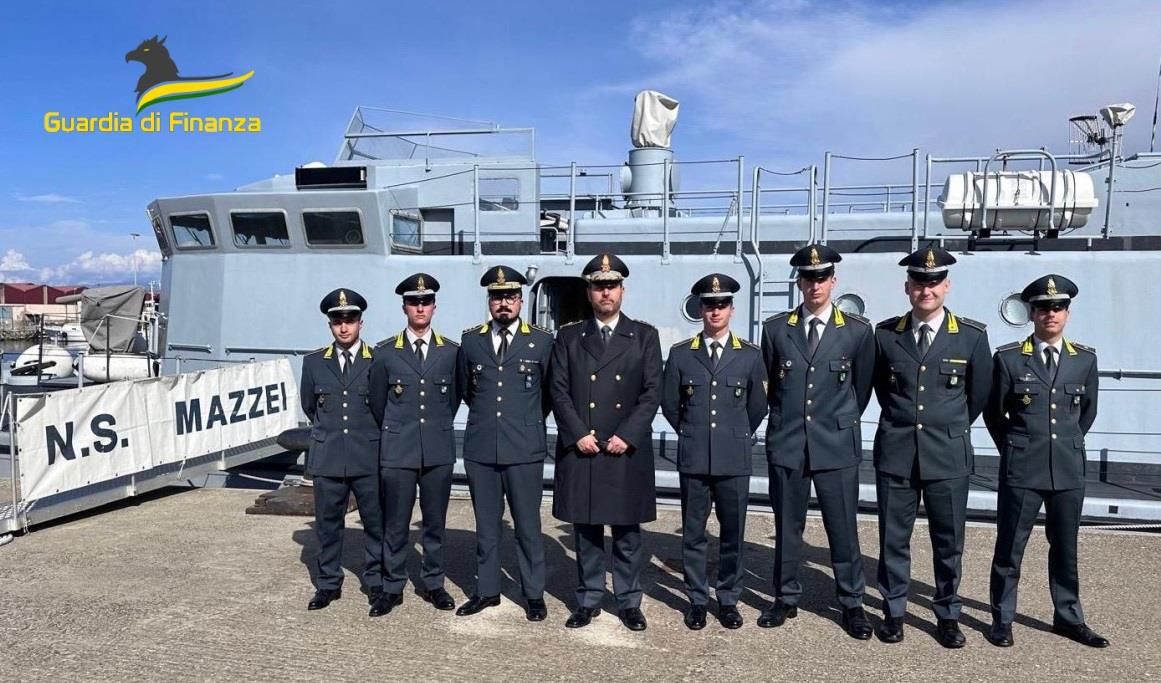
129, 232, 141, 286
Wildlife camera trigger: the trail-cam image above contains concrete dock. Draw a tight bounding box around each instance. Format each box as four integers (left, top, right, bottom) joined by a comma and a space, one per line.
0, 488, 1157, 681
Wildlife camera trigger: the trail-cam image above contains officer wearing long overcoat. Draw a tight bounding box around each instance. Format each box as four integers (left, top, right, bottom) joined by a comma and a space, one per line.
661, 273, 767, 631
551, 253, 663, 632
759, 245, 876, 640
983, 274, 1108, 649
368, 273, 461, 616
299, 288, 385, 615
872, 246, 991, 647
455, 265, 554, 622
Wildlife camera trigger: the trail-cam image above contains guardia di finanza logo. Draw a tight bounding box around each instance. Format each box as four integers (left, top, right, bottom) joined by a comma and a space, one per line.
42, 34, 259, 134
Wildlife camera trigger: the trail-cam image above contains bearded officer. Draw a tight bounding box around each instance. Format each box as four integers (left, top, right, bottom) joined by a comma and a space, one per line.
551, 253, 663, 632
455, 265, 553, 622
983, 275, 1107, 648
872, 246, 991, 647
299, 288, 385, 615
661, 273, 767, 631
368, 273, 460, 616
759, 245, 876, 640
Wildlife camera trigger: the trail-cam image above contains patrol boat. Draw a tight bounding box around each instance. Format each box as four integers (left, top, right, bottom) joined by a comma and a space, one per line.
137, 93, 1160, 524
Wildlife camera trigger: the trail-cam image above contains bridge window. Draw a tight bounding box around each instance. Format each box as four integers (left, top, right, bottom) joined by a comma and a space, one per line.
303, 210, 364, 246
479, 177, 520, 212
231, 211, 290, 247
390, 211, 422, 252
169, 213, 216, 249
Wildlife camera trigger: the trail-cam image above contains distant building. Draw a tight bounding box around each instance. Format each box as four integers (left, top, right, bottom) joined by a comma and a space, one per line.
0, 283, 85, 305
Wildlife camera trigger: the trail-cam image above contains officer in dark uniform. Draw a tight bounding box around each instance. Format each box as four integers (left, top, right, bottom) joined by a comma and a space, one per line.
661, 273, 767, 631
368, 273, 461, 616
872, 246, 991, 647
550, 253, 663, 632
759, 245, 876, 640
455, 265, 554, 622
983, 275, 1107, 648
298, 288, 386, 615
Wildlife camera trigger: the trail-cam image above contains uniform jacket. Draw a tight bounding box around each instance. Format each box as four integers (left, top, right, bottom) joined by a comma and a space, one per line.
983, 337, 1098, 491
661, 331, 767, 476
550, 314, 663, 525
872, 309, 992, 480
368, 330, 461, 468
761, 305, 875, 471
457, 319, 554, 465
299, 341, 380, 477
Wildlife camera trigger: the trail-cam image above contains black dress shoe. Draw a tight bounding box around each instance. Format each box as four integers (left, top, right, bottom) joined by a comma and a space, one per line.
618, 607, 648, 631
756, 601, 797, 628
841, 607, 873, 640
421, 588, 456, 611
987, 621, 1014, 647
307, 588, 341, 610
684, 605, 707, 631
936, 619, 966, 649
718, 605, 744, 630
455, 594, 500, 616
369, 592, 402, 617
565, 606, 600, 628
1052, 621, 1110, 648
877, 616, 904, 643
525, 598, 548, 622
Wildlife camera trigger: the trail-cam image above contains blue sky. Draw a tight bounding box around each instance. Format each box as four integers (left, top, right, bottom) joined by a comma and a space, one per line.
2, 0, 1160, 284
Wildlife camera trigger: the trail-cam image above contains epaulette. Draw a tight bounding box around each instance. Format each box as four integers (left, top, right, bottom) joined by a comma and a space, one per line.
440, 336, 461, 347
737, 337, 760, 349
956, 316, 987, 331
308, 346, 329, 357
374, 338, 391, 348
633, 319, 657, 331
764, 310, 791, 324
529, 323, 553, 335
843, 312, 870, 326
463, 323, 485, 335
1071, 341, 1096, 354
877, 316, 902, 329
672, 336, 696, 349
559, 320, 584, 329
995, 341, 1022, 353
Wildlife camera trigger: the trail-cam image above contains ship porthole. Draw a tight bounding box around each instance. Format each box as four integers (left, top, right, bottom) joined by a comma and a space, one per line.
681, 294, 703, 322
835, 293, 866, 317
999, 293, 1031, 327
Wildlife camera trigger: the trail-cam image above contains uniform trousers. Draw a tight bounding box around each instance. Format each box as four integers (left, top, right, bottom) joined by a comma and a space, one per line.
876, 467, 969, 620
573, 522, 645, 610
990, 484, 1086, 626
380, 463, 454, 594
680, 473, 749, 606
771, 463, 865, 608
312, 474, 384, 592
464, 459, 546, 599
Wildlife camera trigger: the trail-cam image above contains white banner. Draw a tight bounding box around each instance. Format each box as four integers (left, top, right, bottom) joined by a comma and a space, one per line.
16, 359, 299, 502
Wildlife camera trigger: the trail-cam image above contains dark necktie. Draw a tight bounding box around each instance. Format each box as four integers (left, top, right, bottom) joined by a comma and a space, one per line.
917, 323, 931, 357
1044, 346, 1057, 379
807, 318, 822, 356
341, 350, 351, 377
497, 327, 510, 363
414, 338, 426, 365
710, 340, 722, 368
601, 325, 612, 348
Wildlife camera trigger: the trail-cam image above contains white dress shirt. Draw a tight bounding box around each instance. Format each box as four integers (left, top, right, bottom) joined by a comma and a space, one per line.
406, 328, 433, 355
335, 341, 361, 371
702, 330, 731, 359
491, 319, 521, 354
1034, 337, 1064, 370
802, 303, 832, 343
911, 308, 945, 347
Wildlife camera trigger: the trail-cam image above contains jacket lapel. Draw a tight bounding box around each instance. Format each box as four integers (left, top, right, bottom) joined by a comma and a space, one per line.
392, 331, 425, 375
809, 307, 842, 361
1022, 336, 1051, 385
785, 306, 812, 362
892, 313, 922, 362
324, 344, 344, 383
595, 315, 635, 371
713, 333, 742, 375
581, 318, 606, 363
687, 334, 717, 375
922, 310, 955, 364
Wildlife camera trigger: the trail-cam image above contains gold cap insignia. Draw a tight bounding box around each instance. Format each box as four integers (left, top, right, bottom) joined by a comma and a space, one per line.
417, 275, 426, 291
924, 249, 936, 269
1046, 277, 1057, 296
338, 290, 348, 307
600, 254, 611, 272
711, 275, 721, 293
496, 267, 506, 285
809, 246, 820, 266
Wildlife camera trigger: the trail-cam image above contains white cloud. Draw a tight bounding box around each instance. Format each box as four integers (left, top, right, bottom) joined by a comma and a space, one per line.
0, 249, 31, 272
43, 249, 163, 283
206, 173, 225, 181
15, 193, 81, 204
614, 0, 1161, 175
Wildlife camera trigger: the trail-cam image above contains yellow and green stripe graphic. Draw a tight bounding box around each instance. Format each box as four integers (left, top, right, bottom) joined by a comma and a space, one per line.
135, 70, 255, 114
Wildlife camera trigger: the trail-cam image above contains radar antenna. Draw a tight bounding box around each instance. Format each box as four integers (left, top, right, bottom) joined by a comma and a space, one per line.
1068, 114, 1109, 163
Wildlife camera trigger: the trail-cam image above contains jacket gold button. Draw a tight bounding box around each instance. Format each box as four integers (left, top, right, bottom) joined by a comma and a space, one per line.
589, 402, 596, 408
920, 365, 926, 371
591, 374, 596, 381
420, 379, 425, 384
806, 399, 812, 405
343, 428, 349, 434
918, 405, 924, 411
420, 418, 425, 423
916, 424, 923, 430
712, 380, 718, 386
805, 415, 811, 421
615, 403, 622, 409
497, 396, 502, 402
